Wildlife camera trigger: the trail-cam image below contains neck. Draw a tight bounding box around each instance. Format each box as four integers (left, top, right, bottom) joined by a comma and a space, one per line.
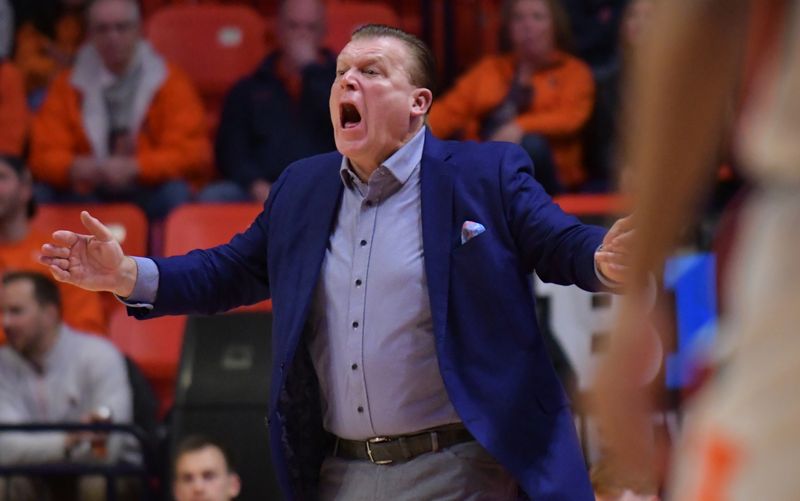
349, 121, 425, 182
517, 51, 555, 77
108, 61, 131, 77
27, 325, 60, 374
0, 210, 29, 244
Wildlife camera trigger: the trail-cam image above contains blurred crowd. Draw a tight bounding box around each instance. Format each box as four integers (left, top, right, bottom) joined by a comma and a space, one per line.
0, 0, 657, 219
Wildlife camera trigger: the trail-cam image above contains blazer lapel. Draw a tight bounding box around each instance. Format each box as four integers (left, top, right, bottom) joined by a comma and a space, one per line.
421, 131, 455, 343
286, 156, 344, 346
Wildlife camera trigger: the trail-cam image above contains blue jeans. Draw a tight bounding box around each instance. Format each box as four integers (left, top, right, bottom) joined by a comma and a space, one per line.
35, 180, 191, 221
195, 181, 252, 203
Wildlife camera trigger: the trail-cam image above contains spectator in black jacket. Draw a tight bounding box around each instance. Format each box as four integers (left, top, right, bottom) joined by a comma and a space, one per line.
199, 0, 335, 203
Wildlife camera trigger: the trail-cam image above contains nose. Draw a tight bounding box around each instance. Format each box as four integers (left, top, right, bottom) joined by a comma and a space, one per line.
339, 69, 358, 91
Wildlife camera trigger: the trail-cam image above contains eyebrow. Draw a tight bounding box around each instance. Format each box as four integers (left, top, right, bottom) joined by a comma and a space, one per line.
337, 53, 387, 68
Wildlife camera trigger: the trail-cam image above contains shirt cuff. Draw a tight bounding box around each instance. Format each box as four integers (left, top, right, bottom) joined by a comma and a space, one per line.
115, 257, 158, 309
594, 244, 621, 289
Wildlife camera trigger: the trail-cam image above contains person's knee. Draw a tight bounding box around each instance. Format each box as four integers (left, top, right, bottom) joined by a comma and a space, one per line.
520, 134, 552, 162
141, 180, 192, 219
196, 181, 249, 203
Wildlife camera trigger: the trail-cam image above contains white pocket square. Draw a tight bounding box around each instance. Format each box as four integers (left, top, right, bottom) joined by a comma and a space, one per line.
461, 221, 486, 244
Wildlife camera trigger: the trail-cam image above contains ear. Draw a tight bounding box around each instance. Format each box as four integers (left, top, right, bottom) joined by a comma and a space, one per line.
410, 88, 433, 118
227, 472, 242, 498
20, 171, 33, 205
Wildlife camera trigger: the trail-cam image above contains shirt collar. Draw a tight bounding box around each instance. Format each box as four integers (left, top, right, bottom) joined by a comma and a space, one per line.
339, 126, 427, 188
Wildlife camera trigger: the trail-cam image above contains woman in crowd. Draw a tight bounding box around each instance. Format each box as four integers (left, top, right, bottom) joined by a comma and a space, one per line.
428, 0, 595, 194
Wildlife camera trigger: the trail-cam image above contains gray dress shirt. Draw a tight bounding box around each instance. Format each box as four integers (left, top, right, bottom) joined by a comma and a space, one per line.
308, 127, 460, 440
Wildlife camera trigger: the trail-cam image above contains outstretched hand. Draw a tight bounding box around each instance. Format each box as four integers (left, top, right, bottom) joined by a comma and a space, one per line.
595, 215, 635, 285
39, 211, 138, 297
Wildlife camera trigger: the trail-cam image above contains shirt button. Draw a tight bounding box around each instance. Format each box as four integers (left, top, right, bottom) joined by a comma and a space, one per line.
352, 321, 359, 328
351, 363, 358, 370
355, 279, 362, 286
360, 239, 367, 246
357, 406, 364, 413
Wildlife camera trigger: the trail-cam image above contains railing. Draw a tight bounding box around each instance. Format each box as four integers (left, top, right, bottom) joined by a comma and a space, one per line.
0, 422, 159, 501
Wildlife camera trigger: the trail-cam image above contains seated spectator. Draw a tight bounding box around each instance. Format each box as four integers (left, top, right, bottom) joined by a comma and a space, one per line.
0, 59, 28, 156
0, 154, 106, 340
200, 0, 335, 204
0, 271, 135, 501
12, 0, 87, 110
429, 0, 595, 194
173, 435, 241, 501
29, 0, 211, 220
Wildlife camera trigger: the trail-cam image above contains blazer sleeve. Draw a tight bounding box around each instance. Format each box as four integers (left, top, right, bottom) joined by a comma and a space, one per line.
129, 168, 293, 319
499, 143, 606, 291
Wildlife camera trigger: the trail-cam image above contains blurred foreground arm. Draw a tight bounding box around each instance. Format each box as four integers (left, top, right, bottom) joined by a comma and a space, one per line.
593, 0, 751, 477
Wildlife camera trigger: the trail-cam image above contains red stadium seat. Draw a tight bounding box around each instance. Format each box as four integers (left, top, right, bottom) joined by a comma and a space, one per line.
109, 309, 186, 417
32, 203, 149, 256
146, 4, 270, 134
324, 1, 402, 53
552, 194, 628, 216
163, 203, 270, 312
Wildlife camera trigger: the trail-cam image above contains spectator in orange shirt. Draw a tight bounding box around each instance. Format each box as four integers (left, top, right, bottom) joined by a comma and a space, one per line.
0, 60, 28, 156
428, 0, 595, 194
0, 154, 106, 343
29, 0, 211, 220
12, 0, 87, 110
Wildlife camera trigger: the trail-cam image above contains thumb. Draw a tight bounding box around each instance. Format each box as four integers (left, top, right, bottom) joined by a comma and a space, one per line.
80, 211, 115, 242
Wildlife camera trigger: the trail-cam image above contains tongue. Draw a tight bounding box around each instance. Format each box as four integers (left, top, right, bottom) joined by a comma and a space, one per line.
344, 120, 360, 129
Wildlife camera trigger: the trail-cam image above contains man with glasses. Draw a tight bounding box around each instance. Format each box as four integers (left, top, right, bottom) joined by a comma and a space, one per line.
29, 0, 211, 220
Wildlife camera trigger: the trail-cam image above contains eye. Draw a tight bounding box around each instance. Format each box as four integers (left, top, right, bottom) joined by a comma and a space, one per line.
362, 67, 379, 76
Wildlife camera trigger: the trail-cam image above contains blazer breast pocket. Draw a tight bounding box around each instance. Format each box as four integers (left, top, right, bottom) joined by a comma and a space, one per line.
452, 230, 489, 257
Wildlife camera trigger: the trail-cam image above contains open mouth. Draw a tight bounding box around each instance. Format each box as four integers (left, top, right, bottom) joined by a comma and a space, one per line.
340, 102, 362, 129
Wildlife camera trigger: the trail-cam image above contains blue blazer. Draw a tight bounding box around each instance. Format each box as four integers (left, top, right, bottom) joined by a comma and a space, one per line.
135, 131, 605, 500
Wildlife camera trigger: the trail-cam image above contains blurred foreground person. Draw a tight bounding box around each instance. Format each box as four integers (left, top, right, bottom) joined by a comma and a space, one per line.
594, 1, 800, 499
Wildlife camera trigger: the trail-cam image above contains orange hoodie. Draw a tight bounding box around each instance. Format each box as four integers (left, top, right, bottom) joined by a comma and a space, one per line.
429, 52, 595, 188
29, 62, 212, 188
0, 62, 28, 156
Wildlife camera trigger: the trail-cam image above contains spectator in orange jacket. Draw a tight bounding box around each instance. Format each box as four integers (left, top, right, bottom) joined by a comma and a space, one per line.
0, 154, 107, 344
429, 0, 595, 194
12, 0, 87, 110
0, 60, 28, 156
30, 0, 211, 220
